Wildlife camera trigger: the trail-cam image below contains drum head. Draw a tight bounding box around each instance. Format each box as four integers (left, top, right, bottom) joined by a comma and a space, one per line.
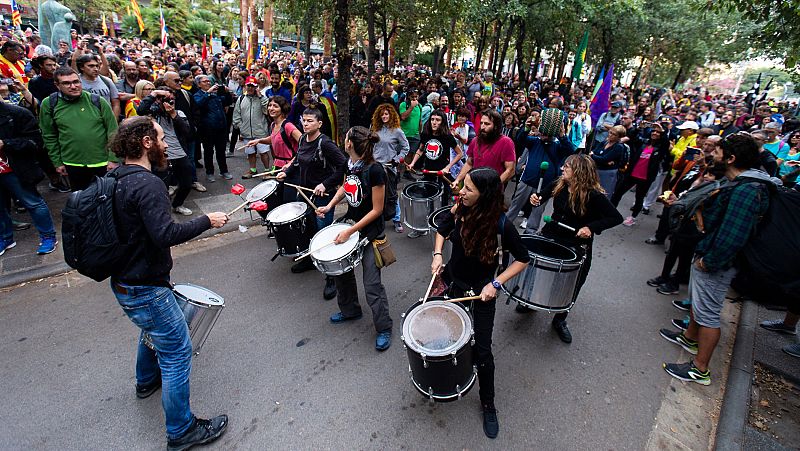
521, 234, 581, 263
266, 202, 308, 225
173, 283, 224, 306
403, 181, 443, 200
246, 180, 278, 202
310, 223, 360, 261
427, 205, 453, 229
402, 300, 471, 357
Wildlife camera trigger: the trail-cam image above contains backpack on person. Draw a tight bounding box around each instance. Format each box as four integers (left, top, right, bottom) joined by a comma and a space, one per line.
61, 168, 144, 282
667, 180, 721, 237
48, 91, 102, 125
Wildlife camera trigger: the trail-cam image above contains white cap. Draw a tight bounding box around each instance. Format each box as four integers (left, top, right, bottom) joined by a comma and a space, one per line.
676, 121, 699, 130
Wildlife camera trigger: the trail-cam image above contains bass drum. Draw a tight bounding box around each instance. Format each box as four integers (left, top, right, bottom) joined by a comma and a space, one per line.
401, 181, 443, 232
427, 205, 454, 262
502, 234, 585, 312
401, 298, 476, 402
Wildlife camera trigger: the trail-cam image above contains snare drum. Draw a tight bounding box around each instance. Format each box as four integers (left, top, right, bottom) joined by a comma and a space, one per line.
246, 180, 279, 220
142, 283, 225, 355
266, 202, 312, 257
401, 181, 443, 232
401, 298, 476, 401
308, 223, 368, 276
427, 205, 453, 262
502, 235, 585, 312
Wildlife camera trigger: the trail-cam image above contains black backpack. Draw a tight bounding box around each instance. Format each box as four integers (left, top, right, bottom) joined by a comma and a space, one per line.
61, 168, 144, 282
667, 180, 721, 237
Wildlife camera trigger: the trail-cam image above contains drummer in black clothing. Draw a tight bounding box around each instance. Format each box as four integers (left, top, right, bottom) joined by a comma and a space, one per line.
316, 126, 393, 351
278, 107, 347, 300
407, 110, 463, 238
431, 167, 529, 439
524, 154, 624, 343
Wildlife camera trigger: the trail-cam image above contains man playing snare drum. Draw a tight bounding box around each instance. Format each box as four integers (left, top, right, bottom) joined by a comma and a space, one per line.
108, 116, 230, 450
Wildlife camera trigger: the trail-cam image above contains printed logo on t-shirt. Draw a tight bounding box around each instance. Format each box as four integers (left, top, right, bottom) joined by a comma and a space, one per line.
424, 139, 444, 160
343, 174, 364, 207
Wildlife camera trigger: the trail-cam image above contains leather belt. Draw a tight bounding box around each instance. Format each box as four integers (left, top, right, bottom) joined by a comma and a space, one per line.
112, 282, 129, 295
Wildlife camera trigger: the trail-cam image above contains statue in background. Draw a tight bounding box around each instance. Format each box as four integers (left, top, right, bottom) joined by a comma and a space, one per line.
38, 0, 75, 51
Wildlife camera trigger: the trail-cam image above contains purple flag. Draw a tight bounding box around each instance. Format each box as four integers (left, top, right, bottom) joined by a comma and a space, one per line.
590, 63, 614, 127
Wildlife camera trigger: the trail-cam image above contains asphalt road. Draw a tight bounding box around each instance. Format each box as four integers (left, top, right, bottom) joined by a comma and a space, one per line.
0, 191, 698, 450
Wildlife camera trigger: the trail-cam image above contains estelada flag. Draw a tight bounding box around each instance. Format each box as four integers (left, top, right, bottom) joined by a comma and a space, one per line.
101, 13, 108, 36
130, 0, 145, 33
10, 0, 22, 27
201, 35, 208, 61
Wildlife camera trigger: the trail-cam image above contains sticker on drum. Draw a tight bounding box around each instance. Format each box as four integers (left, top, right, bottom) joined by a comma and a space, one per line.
402, 301, 472, 357
246, 180, 278, 202
266, 202, 308, 226
310, 223, 360, 261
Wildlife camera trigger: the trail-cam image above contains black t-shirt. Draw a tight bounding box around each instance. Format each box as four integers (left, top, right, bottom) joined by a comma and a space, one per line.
343, 162, 386, 241
285, 134, 347, 192
436, 210, 530, 289
419, 132, 458, 172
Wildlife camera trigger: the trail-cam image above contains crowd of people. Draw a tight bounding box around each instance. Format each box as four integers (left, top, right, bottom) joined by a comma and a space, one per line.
2, 26, 799, 449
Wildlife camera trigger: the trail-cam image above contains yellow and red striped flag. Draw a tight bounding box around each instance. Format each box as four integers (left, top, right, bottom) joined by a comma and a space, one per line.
101, 13, 108, 36
10, 0, 22, 27
130, 0, 145, 33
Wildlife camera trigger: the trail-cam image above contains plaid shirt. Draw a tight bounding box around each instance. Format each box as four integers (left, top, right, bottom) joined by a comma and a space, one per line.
695, 176, 770, 272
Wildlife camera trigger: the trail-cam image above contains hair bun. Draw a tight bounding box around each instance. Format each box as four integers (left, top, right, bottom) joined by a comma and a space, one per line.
369, 131, 380, 144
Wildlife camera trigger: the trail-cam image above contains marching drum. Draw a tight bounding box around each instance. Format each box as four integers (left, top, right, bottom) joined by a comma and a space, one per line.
502, 235, 585, 312
266, 202, 312, 257
427, 205, 453, 262
401, 181, 443, 232
308, 223, 369, 276
401, 298, 476, 402
246, 180, 279, 219
143, 283, 225, 355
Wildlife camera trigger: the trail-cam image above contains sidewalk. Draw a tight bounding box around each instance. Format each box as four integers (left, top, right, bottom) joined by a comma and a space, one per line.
1, 150, 272, 288
717, 299, 800, 450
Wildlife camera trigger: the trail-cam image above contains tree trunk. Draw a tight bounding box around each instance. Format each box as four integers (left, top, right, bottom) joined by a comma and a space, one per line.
334, 0, 352, 142
240, 0, 249, 47
473, 22, 488, 71
487, 20, 501, 73
388, 18, 397, 67
445, 16, 457, 69
514, 19, 526, 82
532, 44, 542, 82
249, 2, 258, 63
366, 0, 377, 75
432, 46, 441, 75
671, 64, 685, 90
303, 12, 313, 59
630, 56, 646, 89
323, 10, 333, 58
496, 19, 514, 76
264, 1, 273, 54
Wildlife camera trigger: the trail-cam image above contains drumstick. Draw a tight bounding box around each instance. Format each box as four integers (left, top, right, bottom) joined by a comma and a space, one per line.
251, 168, 281, 178
543, 215, 576, 232
293, 240, 338, 261
226, 199, 250, 216
295, 188, 319, 210
421, 272, 437, 304
445, 295, 482, 303
284, 182, 329, 196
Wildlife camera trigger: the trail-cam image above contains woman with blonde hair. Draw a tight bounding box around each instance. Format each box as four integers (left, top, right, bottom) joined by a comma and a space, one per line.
524, 154, 623, 342
126, 80, 155, 118
371, 104, 410, 233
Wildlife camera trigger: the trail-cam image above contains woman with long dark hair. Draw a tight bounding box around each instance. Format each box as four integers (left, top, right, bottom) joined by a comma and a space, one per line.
316, 126, 393, 351
524, 154, 623, 342
408, 110, 464, 237
431, 167, 529, 439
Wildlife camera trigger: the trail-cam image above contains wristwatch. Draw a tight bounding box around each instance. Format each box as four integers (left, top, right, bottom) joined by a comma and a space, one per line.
491, 279, 502, 289
432, 251, 443, 257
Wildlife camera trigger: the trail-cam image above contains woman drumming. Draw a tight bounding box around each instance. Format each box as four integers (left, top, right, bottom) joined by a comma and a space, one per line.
407, 110, 463, 238
522, 154, 623, 343
431, 167, 529, 439
316, 127, 393, 351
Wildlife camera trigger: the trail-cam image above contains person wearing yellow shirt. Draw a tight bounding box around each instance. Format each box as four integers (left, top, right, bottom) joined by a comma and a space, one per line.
670, 121, 699, 164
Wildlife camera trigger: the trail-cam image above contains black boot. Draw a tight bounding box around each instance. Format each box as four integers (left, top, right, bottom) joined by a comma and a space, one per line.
323, 276, 337, 300
552, 320, 572, 343
482, 404, 499, 439
167, 415, 228, 451
291, 257, 315, 274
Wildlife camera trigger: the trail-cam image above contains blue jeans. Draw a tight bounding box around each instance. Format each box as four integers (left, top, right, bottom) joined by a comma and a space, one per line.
308, 193, 333, 230
597, 169, 618, 200
0, 172, 56, 241
186, 140, 198, 183
110, 282, 194, 439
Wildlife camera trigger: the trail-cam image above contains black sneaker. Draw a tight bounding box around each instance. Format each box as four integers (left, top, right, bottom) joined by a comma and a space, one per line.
645, 237, 664, 245
323, 276, 337, 300
759, 319, 797, 335
647, 275, 669, 287
672, 299, 691, 312
135, 378, 162, 399
482, 406, 499, 439
671, 318, 689, 331
552, 320, 572, 343
291, 258, 315, 274
642, 208, 650, 215
663, 361, 710, 385
659, 328, 698, 354
656, 281, 679, 295
167, 415, 228, 451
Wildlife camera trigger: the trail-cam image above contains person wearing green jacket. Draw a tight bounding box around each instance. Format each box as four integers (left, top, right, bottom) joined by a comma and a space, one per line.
39, 67, 119, 191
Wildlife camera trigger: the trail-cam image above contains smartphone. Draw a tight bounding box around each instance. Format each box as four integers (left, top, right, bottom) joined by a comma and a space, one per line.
684, 147, 701, 160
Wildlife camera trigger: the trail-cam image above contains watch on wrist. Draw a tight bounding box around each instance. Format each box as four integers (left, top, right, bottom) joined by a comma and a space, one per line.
432, 251, 442, 257
491, 279, 502, 289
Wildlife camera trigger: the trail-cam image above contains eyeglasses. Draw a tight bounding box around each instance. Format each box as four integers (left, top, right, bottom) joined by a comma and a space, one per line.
59, 80, 82, 86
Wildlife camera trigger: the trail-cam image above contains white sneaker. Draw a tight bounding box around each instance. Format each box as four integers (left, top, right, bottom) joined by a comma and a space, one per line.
173, 206, 193, 216
520, 219, 528, 229
221, 172, 233, 180
192, 182, 207, 192
623, 216, 636, 226
168, 185, 177, 196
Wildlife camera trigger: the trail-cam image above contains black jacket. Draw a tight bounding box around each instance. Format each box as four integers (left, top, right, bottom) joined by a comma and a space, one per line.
283, 134, 346, 192
539, 181, 624, 246
0, 102, 44, 187
136, 95, 192, 153
112, 164, 211, 286
629, 130, 671, 183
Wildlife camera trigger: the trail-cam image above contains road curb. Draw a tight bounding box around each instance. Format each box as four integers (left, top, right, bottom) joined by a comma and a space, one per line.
0, 219, 254, 290
715, 299, 757, 450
